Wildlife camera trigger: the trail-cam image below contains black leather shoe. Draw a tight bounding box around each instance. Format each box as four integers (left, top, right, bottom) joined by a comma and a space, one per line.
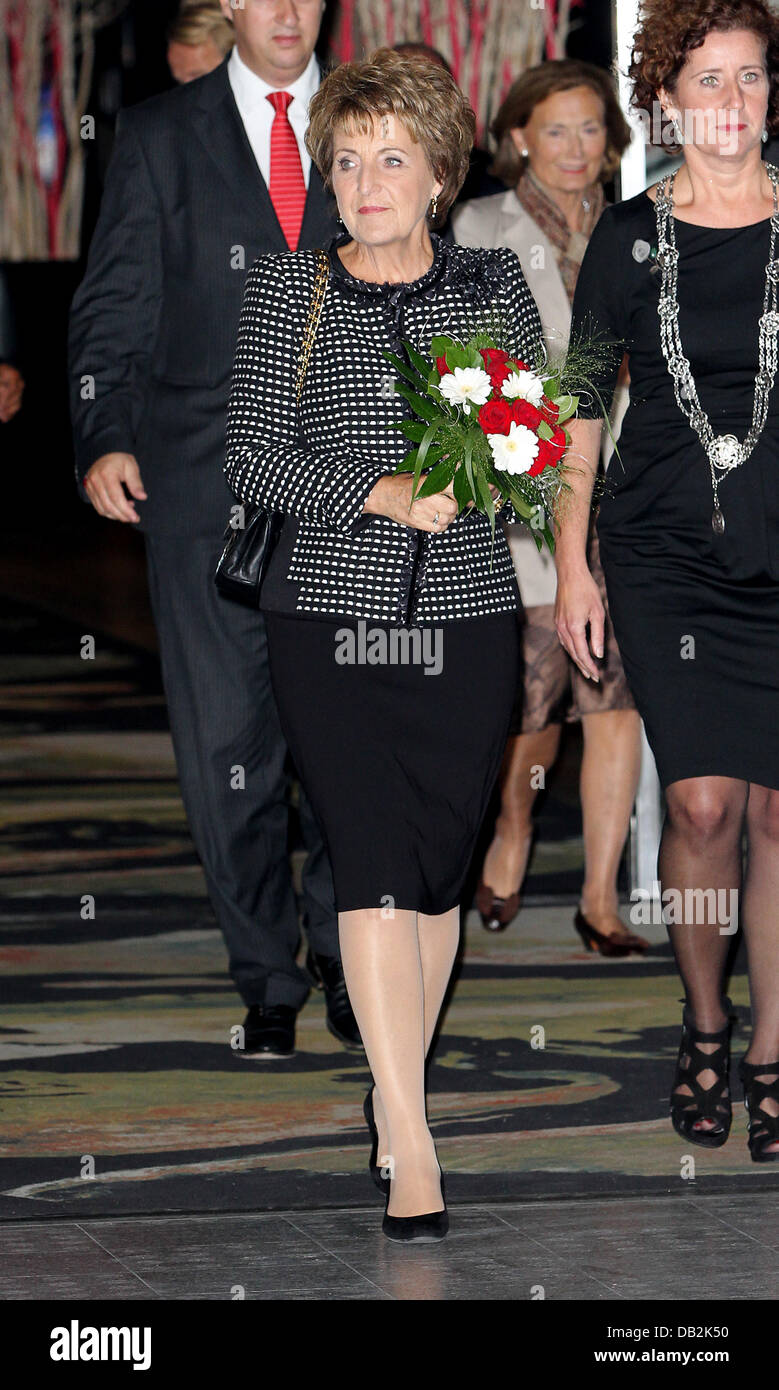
237, 1005, 296, 1059
305, 948, 363, 1051
382, 1208, 449, 1243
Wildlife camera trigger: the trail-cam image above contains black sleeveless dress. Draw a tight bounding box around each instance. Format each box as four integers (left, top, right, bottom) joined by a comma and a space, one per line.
570, 190, 779, 792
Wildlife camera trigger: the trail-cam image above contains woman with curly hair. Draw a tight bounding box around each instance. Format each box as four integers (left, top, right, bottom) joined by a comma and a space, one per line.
558, 0, 779, 1159
224, 50, 544, 1236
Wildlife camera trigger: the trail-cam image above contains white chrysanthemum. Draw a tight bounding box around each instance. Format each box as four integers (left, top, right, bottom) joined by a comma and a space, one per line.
437, 366, 492, 415
501, 368, 545, 406
488, 421, 539, 475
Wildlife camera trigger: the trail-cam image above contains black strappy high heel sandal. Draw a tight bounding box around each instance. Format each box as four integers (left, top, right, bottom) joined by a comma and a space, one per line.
363, 1086, 390, 1195
670, 998, 734, 1148
738, 1059, 779, 1162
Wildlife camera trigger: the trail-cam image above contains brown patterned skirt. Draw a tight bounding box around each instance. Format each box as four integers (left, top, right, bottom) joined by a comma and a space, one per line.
510, 528, 635, 735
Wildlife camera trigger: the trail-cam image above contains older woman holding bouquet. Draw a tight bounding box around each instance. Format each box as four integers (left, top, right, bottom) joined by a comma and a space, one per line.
557, 0, 779, 1158
453, 61, 646, 955
224, 50, 546, 1238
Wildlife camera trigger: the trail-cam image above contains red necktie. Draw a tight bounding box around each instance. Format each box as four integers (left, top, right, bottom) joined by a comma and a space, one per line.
266, 90, 306, 251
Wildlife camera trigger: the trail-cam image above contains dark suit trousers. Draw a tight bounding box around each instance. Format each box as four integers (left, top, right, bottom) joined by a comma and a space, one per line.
144, 531, 338, 1008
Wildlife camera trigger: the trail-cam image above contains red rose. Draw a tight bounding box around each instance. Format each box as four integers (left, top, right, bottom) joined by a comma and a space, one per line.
528, 440, 554, 477
478, 399, 514, 435
479, 348, 509, 372
539, 396, 559, 424
479, 348, 512, 390
528, 426, 567, 476
510, 399, 542, 430
507, 359, 529, 373
490, 366, 512, 390
548, 424, 567, 461
435, 354, 450, 377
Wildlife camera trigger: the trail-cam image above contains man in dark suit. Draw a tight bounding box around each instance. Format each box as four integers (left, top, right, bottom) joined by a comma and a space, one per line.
68, 0, 357, 1059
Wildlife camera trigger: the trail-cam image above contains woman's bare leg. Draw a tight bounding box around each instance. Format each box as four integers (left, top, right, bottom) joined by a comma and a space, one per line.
660, 775, 747, 1132
740, 784, 779, 1152
370, 906, 461, 1173
339, 906, 456, 1216
578, 708, 642, 934
480, 726, 562, 899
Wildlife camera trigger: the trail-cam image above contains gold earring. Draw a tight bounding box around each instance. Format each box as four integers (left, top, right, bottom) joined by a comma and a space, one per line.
430, 192, 438, 219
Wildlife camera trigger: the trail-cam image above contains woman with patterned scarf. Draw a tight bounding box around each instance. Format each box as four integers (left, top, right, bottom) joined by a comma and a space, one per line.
454, 60, 647, 955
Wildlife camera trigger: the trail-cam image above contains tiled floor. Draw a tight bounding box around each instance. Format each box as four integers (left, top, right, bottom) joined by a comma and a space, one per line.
3, 1192, 777, 1300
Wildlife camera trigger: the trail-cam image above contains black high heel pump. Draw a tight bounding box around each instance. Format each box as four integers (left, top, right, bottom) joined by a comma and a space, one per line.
382, 1168, 448, 1243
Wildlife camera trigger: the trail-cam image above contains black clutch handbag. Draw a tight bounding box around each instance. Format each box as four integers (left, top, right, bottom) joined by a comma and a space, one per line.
213, 505, 285, 605
215, 250, 330, 607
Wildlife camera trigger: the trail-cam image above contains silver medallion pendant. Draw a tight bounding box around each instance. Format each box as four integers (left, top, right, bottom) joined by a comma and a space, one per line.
709, 434, 741, 470
712, 506, 725, 535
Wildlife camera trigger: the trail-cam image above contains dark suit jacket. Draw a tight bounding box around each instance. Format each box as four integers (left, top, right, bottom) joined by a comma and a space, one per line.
68, 57, 339, 537
0, 268, 18, 366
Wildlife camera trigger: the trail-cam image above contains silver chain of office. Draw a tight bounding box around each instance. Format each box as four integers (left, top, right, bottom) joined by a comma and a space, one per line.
654, 162, 779, 534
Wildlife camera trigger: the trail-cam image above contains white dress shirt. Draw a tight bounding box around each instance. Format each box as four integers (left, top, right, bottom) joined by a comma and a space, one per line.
227, 47, 320, 190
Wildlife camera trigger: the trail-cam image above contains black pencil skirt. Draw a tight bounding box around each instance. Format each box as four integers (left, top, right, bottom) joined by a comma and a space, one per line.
263, 610, 520, 914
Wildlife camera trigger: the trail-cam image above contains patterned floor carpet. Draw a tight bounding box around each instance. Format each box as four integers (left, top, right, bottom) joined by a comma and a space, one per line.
2, 597, 777, 1220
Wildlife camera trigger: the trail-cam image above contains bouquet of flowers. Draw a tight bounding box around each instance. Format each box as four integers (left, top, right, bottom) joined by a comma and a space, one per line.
383, 325, 612, 554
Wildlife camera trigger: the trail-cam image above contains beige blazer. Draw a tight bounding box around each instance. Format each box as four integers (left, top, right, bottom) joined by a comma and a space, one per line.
453, 190, 572, 360
452, 189, 628, 607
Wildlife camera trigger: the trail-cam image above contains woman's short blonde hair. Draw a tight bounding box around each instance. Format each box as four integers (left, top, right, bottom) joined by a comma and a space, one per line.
167, 2, 235, 57
306, 48, 476, 226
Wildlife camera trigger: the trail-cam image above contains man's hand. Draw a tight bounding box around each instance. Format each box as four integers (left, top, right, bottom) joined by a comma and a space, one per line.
0, 363, 24, 422
363, 474, 458, 533
83, 452, 147, 523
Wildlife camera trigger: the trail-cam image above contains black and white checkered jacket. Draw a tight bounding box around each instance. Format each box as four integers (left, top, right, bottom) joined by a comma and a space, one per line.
223, 234, 544, 624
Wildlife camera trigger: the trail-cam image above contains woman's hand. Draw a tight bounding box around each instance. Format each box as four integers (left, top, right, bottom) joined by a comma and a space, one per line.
551, 417, 604, 680
464, 481, 502, 513
363, 474, 458, 533
554, 565, 605, 682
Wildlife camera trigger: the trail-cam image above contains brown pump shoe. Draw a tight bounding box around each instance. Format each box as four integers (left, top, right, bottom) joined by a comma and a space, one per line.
476, 879, 521, 933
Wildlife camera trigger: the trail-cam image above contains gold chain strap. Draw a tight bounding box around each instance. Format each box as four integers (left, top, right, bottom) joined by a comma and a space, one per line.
295, 249, 330, 404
